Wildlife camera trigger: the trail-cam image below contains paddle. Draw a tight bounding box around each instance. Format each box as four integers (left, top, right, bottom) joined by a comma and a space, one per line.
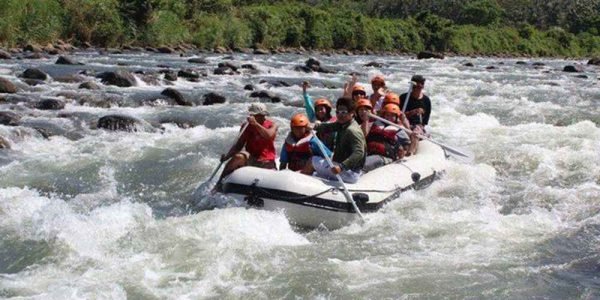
202, 122, 250, 186
310, 129, 365, 223
401, 81, 414, 113
368, 112, 471, 158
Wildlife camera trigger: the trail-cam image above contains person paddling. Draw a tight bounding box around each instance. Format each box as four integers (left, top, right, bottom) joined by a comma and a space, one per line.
363, 104, 411, 172
303, 81, 336, 151
302, 97, 366, 183
400, 75, 431, 154
217, 103, 278, 184
280, 113, 332, 171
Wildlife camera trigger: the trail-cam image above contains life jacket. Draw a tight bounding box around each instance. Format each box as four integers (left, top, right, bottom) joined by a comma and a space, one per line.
243, 119, 276, 162
284, 132, 314, 171
317, 116, 336, 151
366, 121, 402, 160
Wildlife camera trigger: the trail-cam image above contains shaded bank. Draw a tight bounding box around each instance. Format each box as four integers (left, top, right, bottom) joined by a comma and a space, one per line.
0, 1, 599, 57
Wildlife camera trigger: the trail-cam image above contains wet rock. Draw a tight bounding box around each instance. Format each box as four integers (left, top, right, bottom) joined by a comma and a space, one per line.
21, 68, 48, 80
54, 74, 86, 83
23, 79, 44, 86
575, 74, 589, 79
139, 74, 160, 86
294, 65, 313, 73
188, 57, 207, 64
79, 81, 100, 90
532, 62, 546, 66
36, 98, 65, 110
0, 111, 20, 126
97, 115, 142, 132
214, 46, 229, 54
417, 51, 444, 59
516, 61, 528, 65
250, 90, 281, 103
24, 52, 45, 59
364, 61, 383, 67
0, 50, 11, 59
163, 71, 178, 81
563, 65, 584, 73
253, 48, 270, 55
157, 46, 175, 54
218, 62, 239, 71
203, 92, 226, 105
24, 44, 42, 53
161, 88, 192, 106
56, 56, 82, 65
486, 66, 497, 70
178, 69, 202, 79
244, 84, 256, 91
0, 136, 10, 149
306, 58, 321, 70
241, 64, 257, 71
146, 47, 158, 53
463, 62, 474, 67
222, 55, 235, 60
214, 67, 237, 75
97, 71, 136, 87
259, 79, 292, 87
587, 58, 600, 66
0, 77, 17, 93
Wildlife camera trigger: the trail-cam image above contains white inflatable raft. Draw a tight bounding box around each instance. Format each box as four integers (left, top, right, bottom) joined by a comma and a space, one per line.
221, 140, 449, 229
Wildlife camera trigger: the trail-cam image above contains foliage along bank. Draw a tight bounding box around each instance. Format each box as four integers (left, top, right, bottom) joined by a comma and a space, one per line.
0, 0, 599, 57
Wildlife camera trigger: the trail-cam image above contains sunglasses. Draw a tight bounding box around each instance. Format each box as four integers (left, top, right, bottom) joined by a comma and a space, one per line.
352, 91, 366, 96
336, 110, 350, 116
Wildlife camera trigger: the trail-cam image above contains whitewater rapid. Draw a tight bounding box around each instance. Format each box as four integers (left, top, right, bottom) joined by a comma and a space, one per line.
0, 51, 598, 298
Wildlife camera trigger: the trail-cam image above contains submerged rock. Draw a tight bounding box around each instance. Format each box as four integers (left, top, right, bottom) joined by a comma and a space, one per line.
563, 65, 584, 73
22, 68, 48, 80
97, 115, 143, 132
97, 71, 136, 87
250, 90, 281, 103
0, 136, 10, 149
0, 111, 20, 126
0, 77, 17, 93
587, 58, 600, 65
161, 88, 192, 106
417, 51, 444, 59
36, 98, 65, 110
56, 56, 82, 65
188, 57, 208, 64
79, 81, 100, 90
203, 92, 226, 105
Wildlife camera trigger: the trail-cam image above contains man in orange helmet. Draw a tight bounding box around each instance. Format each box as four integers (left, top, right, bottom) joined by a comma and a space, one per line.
363, 103, 411, 171
370, 75, 388, 110
303, 81, 336, 151
280, 113, 332, 171
217, 103, 278, 183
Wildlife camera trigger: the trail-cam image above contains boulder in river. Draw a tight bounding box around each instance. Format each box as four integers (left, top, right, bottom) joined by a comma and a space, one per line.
79, 81, 100, 90
36, 98, 65, 110
157, 46, 175, 54
203, 92, 226, 105
0, 136, 10, 149
214, 66, 238, 75
244, 84, 256, 91
463, 62, 474, 67
250, 90, 282, 103
56, 56, 83, 65
586, 58, 600, 66
0, 77, 17, 93
0, 111, 20, 126
97, 115, 142, 132
22, 68, 48, 80
417, 51, 444, 59
563, 65, 584, 73
188, 57, 207, 64
218, 62, 239, 72
253, 48, 270, 55
364, 61, 384, 68
0, 50, 11, 59
178, 69, 201, 79
97, 71, 136, 87
161, 88, 192, 106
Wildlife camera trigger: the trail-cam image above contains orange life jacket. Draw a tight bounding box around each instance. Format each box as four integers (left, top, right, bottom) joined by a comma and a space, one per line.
366, 121, 402, 160
284, 133, 313, 171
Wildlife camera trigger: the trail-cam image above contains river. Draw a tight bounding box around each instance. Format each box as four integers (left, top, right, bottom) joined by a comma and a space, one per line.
0, 51, 599, 298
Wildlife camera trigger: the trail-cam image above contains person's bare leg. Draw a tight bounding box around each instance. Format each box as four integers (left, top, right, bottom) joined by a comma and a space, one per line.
217, 153, 247, 183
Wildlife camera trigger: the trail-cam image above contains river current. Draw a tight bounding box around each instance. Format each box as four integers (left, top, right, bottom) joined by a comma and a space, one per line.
0, 51, 599, 299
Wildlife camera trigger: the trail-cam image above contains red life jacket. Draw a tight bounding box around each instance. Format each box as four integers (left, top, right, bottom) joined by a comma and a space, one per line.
366, 121, 402, 159
284, 133, 314, 171
242, 119, 276, 162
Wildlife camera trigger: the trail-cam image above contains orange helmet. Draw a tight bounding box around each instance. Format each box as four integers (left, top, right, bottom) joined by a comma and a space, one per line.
381, 103, 401, 116
356, 98, 373, 110
352, 85, 366, 95
314, 98, 332, 109
371, 75, 385, 85
290, 113, 309, 127
383, 92, 400, 106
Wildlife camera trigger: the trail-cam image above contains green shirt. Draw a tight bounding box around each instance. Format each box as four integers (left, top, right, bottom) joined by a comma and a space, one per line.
316, 119, 366, 170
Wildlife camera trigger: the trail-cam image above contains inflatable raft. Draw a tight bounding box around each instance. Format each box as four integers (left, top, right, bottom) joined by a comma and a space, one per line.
221, 140, 449, 229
